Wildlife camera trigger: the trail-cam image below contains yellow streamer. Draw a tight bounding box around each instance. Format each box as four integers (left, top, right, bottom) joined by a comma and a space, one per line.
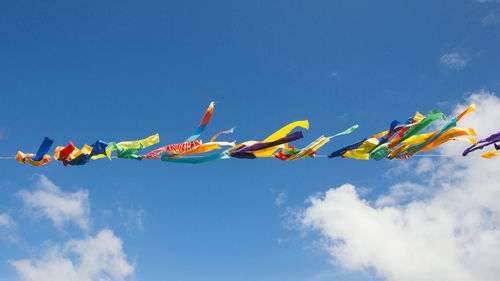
343, 138, 380, 160
254, 120, 309, 157
15, 151, 52, 166
482, 149, 500, 159
226, 121, 309, 157
114, 134, 160, 150
420, 128, 476, 152
284, 136, 330, 161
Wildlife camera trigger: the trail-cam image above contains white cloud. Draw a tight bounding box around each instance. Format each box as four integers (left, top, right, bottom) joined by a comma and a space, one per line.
300, 91, 500, 281
414, 158, 436, 174
11, 229, 134, 281
275, 192, 287, 207
0, 213, 15, 228
19, 175, 89, 230
483, 9, 500, 25
375, 182, 430, 206
440, 53, 467, 70
0, 213, 17, 241
118, 206, 145, 232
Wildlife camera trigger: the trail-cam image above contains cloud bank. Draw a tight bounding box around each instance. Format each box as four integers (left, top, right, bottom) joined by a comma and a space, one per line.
19, 175, 90, 230
0, 213, 15, 228
300, 91, 500, 281
11, 229, 134, 281
440, 53, 467, 70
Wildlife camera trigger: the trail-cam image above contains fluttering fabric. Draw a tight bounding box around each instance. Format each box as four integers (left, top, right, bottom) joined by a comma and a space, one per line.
331, 125, 397, 160
161, 128, 235, 158
88, 140, 110, 160
342, 138, 381, 160
227, 121, 309, 158
210, 128, 234, 142
394, 109, 446, 145
368, 110, 445, 160
388, 105, 475, 159
230, 131, 304, 159
63, 140, 110, 165
142, 140, 202, 159
328, 139, 366, 158
276, 125, 358, 160
12, 102, 500, 166
167, 141, 236, 158
481, 144, 500, 159
331, 107, 473, 161
275, 136, 329, 160
161, 151, 230, 164
143, 101, 229, 160
251, 120, 309, 157
54, 142, 96, 166
274, 146, 303, 160
53, 142, 76, 165
154, 128, 235, 164
462, 131, 500, 156
330, 119, 409, 160
185, 102, 214, 142
16, 137, 54, 166
369, 114, 425, 160
106, 134, 160, 160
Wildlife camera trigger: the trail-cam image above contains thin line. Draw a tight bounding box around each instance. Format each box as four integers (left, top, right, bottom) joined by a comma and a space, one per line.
0, 155, 475, 159
412, 155, 463, 157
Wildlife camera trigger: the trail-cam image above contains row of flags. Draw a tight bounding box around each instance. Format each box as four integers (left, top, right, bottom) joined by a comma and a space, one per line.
14, 102, 500, 167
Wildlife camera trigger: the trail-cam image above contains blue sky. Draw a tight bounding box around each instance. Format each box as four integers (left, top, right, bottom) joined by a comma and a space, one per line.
1, 1, 500, 281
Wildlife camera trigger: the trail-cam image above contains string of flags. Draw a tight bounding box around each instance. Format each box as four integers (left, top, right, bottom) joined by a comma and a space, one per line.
9, 101, 500, 167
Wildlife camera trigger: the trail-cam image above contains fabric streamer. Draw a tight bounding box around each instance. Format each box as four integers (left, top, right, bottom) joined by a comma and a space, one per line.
65, 145, 93, 166
418, 128, 476, 151
276, 125, 358, 160
342, 138, 380, 160
65, 140, 110, 165
53, 142, 77, 165
230, 131, 304, 159
339, 110, 445, 161
333, 124, 393, 160
372, 120, 402, 148
276, 136, 329, 160
389, 105, 475, 159
227, 120, 309, 158
54, 142, 92, 166
274, 146, 303, 160
210, 127, 234, 142
328, 139, 367, 158
15, 137, 54, 166
149, 128, 235, 160
369, 111, 445, 160
463, 131, 500, 156
185, 102, 215, 142
161, 151, 230, 164
9, 102, 500, 166
167, 128, 235, 158
481, 144, 500, 159
385, 111, 432, 150
167, 141, 235, 158
394, 109, 446, 145
106, 134, 160, 160
142, 140, 202, 159
89, 140, 110, 159
369, 114, 423, 160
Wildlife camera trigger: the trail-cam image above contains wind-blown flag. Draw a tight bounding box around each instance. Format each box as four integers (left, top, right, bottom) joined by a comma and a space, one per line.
15, 137, 54, 166
185, 102, 214, 142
